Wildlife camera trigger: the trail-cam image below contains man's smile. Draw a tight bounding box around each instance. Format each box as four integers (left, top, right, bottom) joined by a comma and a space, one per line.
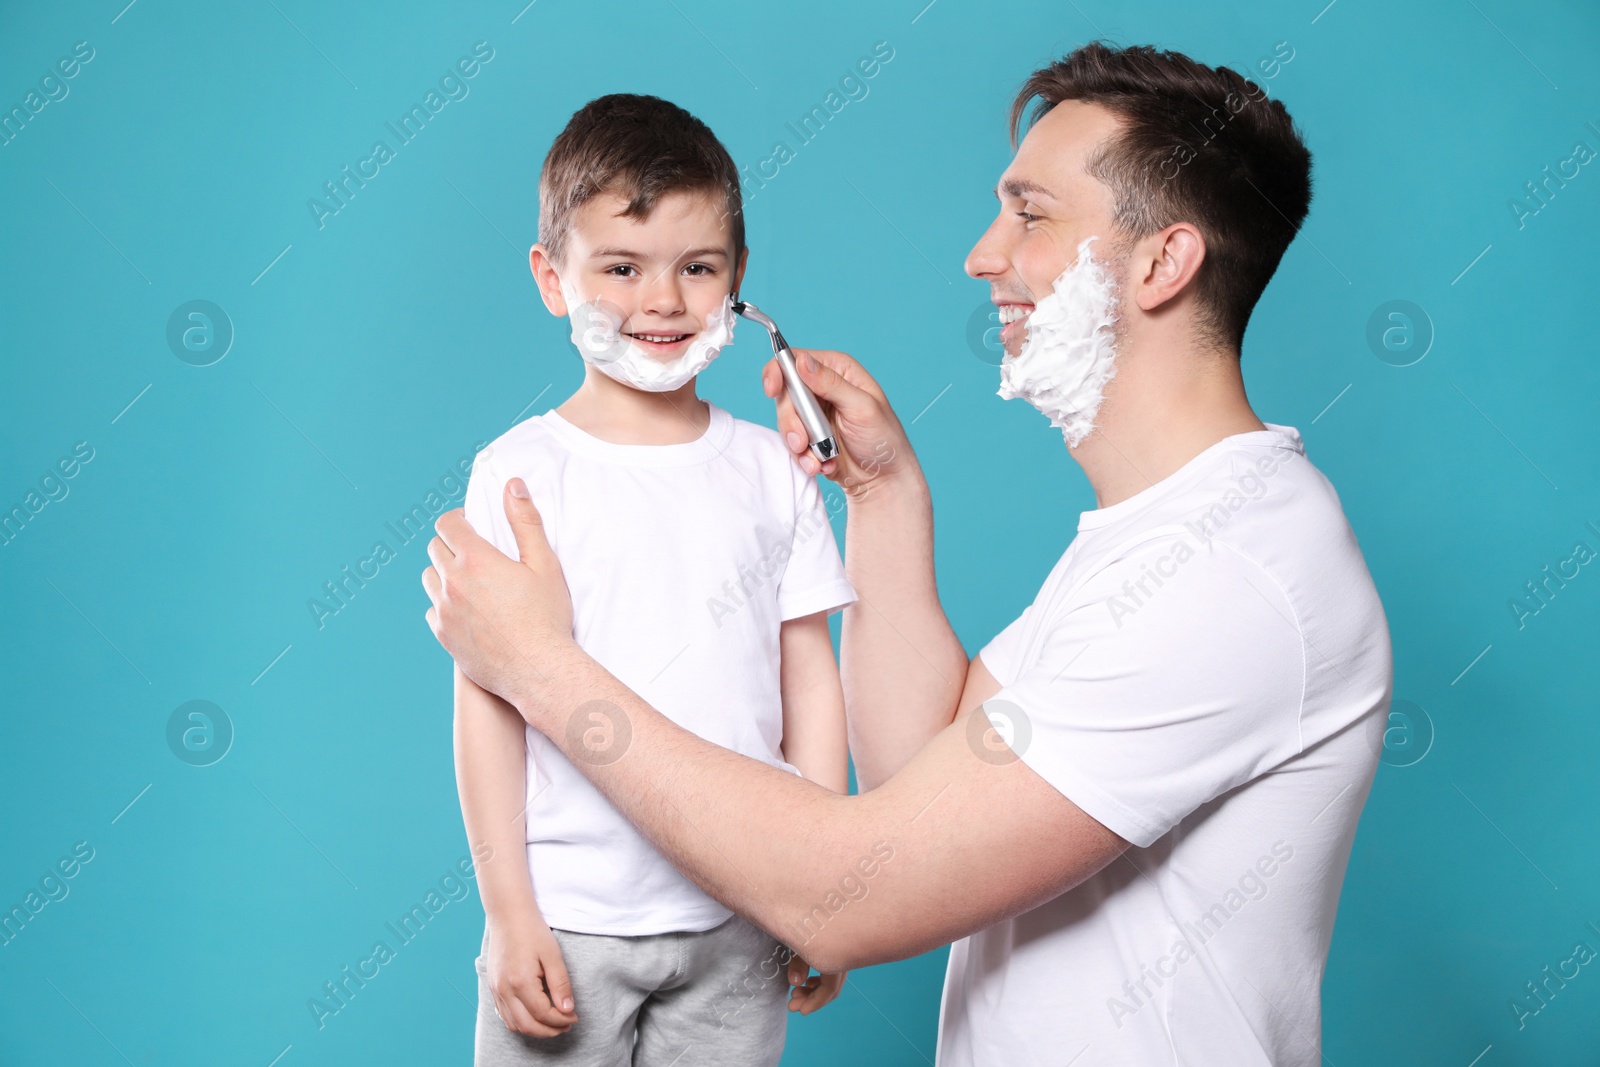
995, 301, 1035, 348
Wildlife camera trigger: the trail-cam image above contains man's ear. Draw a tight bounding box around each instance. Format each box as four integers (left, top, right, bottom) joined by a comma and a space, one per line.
1132, 223, 1206, 313
529, 244, 568, 316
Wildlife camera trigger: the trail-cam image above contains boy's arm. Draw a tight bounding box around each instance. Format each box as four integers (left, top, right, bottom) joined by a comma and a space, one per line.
454, 665, 539, 920
453, 666, 578, 1034
778, 611, 849, 794
776, 610, 850, 1013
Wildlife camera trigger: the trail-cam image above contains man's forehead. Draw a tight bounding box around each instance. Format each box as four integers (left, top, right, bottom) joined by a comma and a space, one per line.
997, 100, 1123, 198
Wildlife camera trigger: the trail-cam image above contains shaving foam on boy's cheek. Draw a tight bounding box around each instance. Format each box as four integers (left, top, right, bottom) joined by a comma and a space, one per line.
559, 278, 738, 392
996, 235, 1120, 448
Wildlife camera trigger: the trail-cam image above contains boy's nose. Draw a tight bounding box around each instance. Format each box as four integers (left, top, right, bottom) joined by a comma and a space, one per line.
639, 274, 687, 318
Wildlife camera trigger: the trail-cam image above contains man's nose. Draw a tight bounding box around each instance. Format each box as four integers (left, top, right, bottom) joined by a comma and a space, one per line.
965, 214, 1010, 280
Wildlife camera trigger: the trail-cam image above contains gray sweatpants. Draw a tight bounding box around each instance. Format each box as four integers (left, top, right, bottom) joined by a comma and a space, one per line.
473, 915, 791, 1066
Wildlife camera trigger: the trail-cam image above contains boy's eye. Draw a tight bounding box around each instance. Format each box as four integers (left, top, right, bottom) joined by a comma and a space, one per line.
683, 263, 717, 276
604, 264, 638, 277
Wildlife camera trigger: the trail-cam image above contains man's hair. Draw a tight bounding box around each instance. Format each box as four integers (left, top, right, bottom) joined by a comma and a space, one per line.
1010, 42, 1312, 352
538, 93, 743, 267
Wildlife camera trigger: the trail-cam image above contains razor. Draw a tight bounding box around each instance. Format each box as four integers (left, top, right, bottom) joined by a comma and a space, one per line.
732, 300, 839, 464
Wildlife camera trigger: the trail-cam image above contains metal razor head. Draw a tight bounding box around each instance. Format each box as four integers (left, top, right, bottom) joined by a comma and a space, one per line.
731, 300, 779, 336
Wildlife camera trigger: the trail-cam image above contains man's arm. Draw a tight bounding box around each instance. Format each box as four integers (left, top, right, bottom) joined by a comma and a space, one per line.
423, 490, 1129, 975
508, 637, 1123, 974
762, 350, 972, 790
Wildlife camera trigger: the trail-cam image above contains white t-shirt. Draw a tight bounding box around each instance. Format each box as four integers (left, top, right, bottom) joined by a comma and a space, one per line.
937, 424, 1392, 1067
463, 402, 857, 936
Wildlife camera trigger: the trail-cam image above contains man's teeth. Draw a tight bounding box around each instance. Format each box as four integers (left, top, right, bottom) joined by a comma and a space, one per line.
997, 305, 1031, 325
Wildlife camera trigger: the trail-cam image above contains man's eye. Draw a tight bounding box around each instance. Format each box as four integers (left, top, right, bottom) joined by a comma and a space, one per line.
1017, 211, 1040, 223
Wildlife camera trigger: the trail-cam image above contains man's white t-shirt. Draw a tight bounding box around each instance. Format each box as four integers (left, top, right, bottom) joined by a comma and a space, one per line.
464, 402, 857, 936
937, 424, 1391, 1067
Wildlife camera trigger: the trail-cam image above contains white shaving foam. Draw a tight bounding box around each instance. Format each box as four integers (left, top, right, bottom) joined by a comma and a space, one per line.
996, 236, 1120, 448
561, 281, 737, 392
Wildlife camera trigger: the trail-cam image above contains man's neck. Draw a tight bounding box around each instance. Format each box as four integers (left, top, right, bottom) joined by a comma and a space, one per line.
1070, 345, 1266, 510
554, 369, 709, 445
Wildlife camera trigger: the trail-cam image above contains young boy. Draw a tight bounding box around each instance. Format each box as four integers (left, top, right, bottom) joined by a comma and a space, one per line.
454, 94, 854, 1066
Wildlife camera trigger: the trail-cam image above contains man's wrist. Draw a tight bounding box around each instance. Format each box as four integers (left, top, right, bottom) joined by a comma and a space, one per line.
507, 636, 597, 738
845, 457, 930, 514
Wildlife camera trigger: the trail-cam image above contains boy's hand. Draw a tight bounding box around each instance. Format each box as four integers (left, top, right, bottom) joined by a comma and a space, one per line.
785, 954, 846, 1015
484, 915, 579, 1037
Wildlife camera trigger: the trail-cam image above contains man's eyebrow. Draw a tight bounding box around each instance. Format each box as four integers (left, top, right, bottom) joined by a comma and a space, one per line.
995, 178, 1057, 201
588, 246, 729, 260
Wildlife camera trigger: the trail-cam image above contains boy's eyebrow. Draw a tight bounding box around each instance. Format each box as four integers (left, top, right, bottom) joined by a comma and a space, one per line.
588, 246, 730, 260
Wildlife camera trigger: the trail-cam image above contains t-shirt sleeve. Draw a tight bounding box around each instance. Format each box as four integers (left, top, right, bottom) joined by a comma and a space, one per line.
775, 465, 857, 622
977, 610, 1032, 687
989, 535, 1305, 848
463, 448, 517, 561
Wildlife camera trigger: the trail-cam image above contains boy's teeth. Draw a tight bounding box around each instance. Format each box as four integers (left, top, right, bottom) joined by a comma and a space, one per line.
635, 333, 688, 343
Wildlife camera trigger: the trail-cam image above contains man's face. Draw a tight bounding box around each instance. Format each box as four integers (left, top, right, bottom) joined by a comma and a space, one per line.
965, 101, 1124, 356
552, 189, 745, 363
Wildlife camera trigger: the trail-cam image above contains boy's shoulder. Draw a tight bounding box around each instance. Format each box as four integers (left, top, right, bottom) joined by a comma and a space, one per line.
721, 406, 789, 453
471, 413, 564, 482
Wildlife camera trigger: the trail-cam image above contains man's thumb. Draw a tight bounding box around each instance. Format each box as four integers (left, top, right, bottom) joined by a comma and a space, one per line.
503, 478, 551, 564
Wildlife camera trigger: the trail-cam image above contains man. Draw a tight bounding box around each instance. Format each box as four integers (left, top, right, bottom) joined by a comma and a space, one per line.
423, 42, 1392, 1065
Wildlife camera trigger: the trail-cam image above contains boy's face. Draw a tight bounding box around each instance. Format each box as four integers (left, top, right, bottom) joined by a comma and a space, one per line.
531, 188, 747, 364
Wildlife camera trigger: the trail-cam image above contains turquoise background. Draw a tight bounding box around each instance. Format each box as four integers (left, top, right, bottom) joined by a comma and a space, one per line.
3, 0, 1597, 1063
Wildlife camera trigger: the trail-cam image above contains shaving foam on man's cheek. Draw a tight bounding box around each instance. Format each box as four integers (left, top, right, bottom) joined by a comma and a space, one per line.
996, 236, 1120, 447
558, 279, 738, 393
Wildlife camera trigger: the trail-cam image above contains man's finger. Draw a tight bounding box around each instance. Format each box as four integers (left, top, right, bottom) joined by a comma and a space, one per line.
432, 507, 474, 556
790, 347, 875, 420
799, 348, 889, 405
765, 358, 805, 454
501, 478, 553, 567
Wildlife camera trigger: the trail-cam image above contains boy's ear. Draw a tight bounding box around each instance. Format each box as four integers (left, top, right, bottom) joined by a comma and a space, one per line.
529, 243, 568, 317
733, 246, 749, 297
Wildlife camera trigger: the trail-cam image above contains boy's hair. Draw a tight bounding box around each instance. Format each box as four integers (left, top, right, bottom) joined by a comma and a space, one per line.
1010, 42, 1312, 352
538, 94, 744, 267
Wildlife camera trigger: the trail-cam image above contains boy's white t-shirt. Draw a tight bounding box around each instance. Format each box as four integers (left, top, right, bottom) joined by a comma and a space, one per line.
464, 401, 857, 936
936, 425, 1392, 1067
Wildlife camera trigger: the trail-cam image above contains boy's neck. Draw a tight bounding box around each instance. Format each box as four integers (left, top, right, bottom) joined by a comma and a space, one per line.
554, 366, 710, 445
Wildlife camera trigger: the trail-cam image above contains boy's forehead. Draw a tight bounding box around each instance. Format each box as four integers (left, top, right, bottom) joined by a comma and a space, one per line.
570, 188, 734, 256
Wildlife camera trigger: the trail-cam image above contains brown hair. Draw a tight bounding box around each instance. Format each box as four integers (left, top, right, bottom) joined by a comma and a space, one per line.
538, 94, 743, 267
1010, 42, 1312, 352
